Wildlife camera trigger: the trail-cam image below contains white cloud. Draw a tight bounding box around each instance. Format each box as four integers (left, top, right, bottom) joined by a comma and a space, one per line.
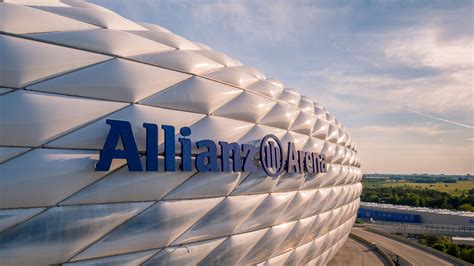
299, 26, 474, 127
350, 124, 461, 137
384, 28, 473, 70
187, 1, 320, 44
288, 20, 474, 174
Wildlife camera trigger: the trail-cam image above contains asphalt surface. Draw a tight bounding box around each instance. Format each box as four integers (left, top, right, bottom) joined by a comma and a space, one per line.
351, 227, 455, 266
328, 237, 390, 266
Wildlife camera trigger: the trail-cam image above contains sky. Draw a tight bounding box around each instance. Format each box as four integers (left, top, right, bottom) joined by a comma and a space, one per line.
90, 0, 473, 175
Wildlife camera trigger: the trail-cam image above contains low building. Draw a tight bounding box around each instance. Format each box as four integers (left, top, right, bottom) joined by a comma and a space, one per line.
359, 202, 474, 226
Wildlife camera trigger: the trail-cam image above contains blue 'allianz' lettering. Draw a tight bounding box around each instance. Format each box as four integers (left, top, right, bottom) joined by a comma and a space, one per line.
95, 119, 327, 174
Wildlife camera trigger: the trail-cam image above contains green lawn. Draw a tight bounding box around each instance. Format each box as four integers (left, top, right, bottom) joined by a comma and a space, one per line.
363, 180, 474, 196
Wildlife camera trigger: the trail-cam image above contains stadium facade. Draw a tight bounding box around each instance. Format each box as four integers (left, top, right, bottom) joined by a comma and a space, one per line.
0, 1, 362, 265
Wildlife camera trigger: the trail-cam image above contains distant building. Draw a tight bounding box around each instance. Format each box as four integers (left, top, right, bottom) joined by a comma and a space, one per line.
359, 202, 474, 226
452, 237, 474, 246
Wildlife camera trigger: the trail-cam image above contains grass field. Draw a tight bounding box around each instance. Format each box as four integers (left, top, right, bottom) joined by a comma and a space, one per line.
363, 179, 474, 195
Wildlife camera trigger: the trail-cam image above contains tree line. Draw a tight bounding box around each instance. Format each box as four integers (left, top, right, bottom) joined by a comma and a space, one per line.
419, 235, 474, 263
361, 187, 474, 211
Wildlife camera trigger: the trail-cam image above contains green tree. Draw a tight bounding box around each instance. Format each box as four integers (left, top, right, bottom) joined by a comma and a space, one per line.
460, 248, 474, 264
446, 244, 461, 257
458, 203, 474, 211
433, 242, 447, 252
400, 193, 420, 206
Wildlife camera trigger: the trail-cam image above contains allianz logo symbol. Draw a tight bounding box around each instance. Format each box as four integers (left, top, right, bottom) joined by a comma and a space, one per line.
96, 119, 327, 177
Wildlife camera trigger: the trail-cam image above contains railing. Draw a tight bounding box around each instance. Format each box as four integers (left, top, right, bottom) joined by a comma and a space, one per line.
366, 227, 469, 266
349, 233, 398, 266
367, 221, 474, 237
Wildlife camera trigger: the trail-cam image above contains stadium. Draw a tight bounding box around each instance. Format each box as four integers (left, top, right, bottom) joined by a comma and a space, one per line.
0, 0, 361, 265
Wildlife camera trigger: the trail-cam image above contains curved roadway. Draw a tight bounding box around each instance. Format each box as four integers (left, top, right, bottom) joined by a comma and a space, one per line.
328, 237, 390, 266
351, 227, 455, 266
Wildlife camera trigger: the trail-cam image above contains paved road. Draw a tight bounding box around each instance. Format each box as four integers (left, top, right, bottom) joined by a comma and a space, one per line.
351, 227, 454, 266
368, 221, 474, 237
328, 237, 390, 266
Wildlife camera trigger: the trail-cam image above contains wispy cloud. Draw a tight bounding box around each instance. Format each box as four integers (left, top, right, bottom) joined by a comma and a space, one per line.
186, 1, 321, 44
351, 124, 461, 137
402, 108, 474, 129
297, 26, 473, 128
384, 28, 473, 70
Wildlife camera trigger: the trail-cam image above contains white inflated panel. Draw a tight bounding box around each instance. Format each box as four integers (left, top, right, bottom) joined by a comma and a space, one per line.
0, 1, 361, 265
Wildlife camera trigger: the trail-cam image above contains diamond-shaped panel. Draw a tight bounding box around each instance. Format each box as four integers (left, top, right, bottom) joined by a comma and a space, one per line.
28, 58, 190, 102
0, 35, 110, 88
0, 1, 361, 265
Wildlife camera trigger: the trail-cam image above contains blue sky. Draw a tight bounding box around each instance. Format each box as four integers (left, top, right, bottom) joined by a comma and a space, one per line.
91, 0, 473, 174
